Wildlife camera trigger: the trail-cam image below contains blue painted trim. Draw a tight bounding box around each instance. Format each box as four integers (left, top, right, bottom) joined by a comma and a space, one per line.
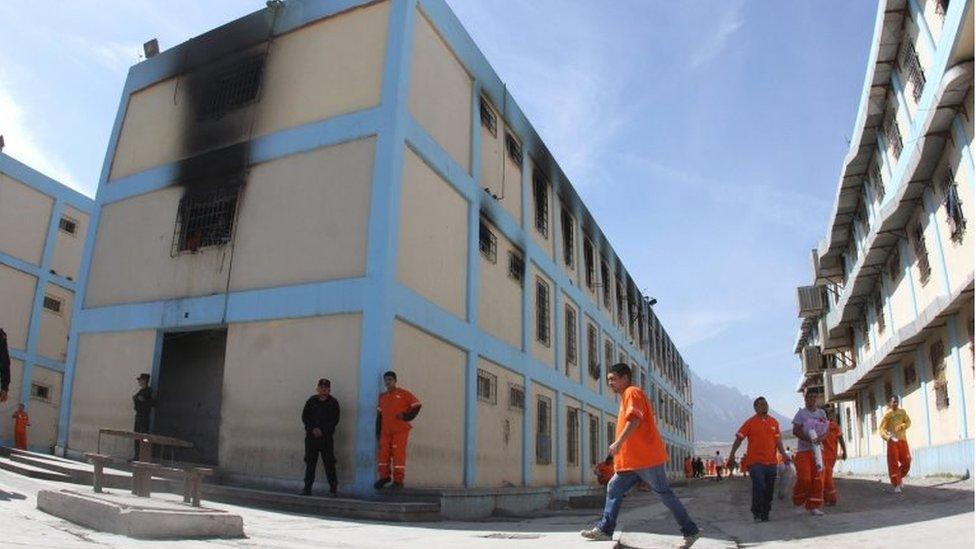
840, 437, 973, 477
945, 314, 969, 439
522, 374, 533, 485
462, 79, 482, 488
0, 252, 75, 292
554, 390, 564, 485
0, 153, 94, 209
906, 0, 936, 56
916, 345, 934, 446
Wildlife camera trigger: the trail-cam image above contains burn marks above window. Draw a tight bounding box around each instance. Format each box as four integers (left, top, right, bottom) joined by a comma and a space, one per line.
198, 56, 266, 121
173, 184, 242, 255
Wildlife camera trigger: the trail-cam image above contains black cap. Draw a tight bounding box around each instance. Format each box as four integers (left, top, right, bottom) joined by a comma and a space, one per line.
317, 378, 331, 388
137, 373, 150, 381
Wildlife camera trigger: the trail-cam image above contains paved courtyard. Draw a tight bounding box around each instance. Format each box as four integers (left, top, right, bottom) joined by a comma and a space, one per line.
0, 468, 971, 548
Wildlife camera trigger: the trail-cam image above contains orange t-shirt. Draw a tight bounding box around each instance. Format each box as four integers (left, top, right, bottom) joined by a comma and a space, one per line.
12, 411, 29, 431
613, 386, 667, 471
378, 388, 421, 435
822, 420, 841, 460
736, 413, 781, 467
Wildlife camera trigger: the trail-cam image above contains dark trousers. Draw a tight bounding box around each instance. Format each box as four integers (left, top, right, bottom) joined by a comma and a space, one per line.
749, 464, 777, 520
133, 415, 150, 459
304, 435, 337, 491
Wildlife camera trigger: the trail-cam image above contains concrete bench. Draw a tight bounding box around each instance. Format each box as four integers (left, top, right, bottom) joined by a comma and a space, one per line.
85, 452, 213, 507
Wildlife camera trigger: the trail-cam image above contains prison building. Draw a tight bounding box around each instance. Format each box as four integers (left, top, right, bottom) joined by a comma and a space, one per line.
61, 0, 694, 494
0, 153, 93, 451
794, 0, 973, 476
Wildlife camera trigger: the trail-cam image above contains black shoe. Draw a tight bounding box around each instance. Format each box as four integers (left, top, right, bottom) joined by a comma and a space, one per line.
374, 477, 391, 489
329, 485, 338, 497
761, 516, 770, 522
391, 482, 404, 490
300, 488, 312, 496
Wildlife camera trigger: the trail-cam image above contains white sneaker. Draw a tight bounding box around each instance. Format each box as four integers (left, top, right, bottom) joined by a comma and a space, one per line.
579, 527, 611, 541
809, 508, 825, 516
893, 486, 902, 493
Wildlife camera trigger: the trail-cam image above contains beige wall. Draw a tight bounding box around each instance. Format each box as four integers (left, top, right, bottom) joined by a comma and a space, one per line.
932, 147, 972, 292
0, 265, 37, 350
392, 319, 465, 487
219, 314, 360, 482
898, 356, 927, 449
50, 206, 88, 281
474, 357, 524, 487
28, 367, 63, 448
530, 267, 555, 367
0, 360, 23, 441
37, 283, 72, 362
109, 2, 389, 180
409, 8, 471, 173
397, 148, 468, 319
88, 139, 374, 307
921, 330, 959, 445
0, 173, 53, 266
477, 219, 522, 349
531, 382, 556, 486
478, 100, 522, 223
69, 330, 158, 457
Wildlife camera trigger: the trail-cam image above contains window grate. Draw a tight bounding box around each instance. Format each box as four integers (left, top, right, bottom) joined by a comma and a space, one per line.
882, 112, 903, 158
43, 295, 62, 314
942, 170, 966, 243
587, 325, 600, 380
603, 340, 613, 373
874, 290, 886, 334
479, 220, 497, 263
868, 393, 878, 432
561, 208, 574, 268
566, 408, 579, 465
901, 41, 926, 103
58, 216, 78, 235
931, 340, 949, 409
600, 261, 612, 308
477, 368, 497, 404
505, 133, 522, 166
935, 0, 949, 17
536, 396, 552, 465
173, 185, 241, 254
583, 239, 595, 289
508, 251, 524, 285
606, 421, 615, 450
536, 278, 550, 346
912, 221, 931, 285
479, 96, 497, 137
30, 383, 51, 401
615, 279, 625, 326
869, 160, 885, 201
199, 56, 265, 120
508, 384, 525, 411
532, 171, 549, 237
903, 361, 917, 387
589, 414, 599, 465
565, 306, 577, 368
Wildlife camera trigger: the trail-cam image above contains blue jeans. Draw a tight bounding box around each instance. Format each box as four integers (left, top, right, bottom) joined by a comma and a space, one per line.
748, 464, 777, 519
597, 465, 699, 537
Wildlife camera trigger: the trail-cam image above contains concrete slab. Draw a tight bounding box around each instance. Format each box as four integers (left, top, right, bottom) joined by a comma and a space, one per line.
36, 488, 244, 539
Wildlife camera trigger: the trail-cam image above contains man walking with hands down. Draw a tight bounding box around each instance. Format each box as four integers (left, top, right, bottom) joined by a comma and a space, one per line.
792, 389, 827, 515
580, 363, 700, 547
728, 396, 791, 522
375, 371, 421, 489
302, 378, 341, 496
880, 396, 911, 493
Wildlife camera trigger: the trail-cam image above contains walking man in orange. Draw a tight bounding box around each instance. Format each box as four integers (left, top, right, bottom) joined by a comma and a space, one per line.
728, 396, 791, 522
880, 395, 911, 493
374, 371, 421, 489
12, 403, 29, 450
822, 407, 846, 505
792, 389, 827, 515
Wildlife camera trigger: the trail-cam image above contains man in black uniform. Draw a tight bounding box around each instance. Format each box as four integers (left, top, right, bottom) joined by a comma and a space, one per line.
0, 329, 10, 403
132, 373, 155, 459
302, 378, 340, 496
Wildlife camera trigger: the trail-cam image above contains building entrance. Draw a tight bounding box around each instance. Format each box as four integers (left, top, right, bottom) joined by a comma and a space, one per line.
153, 329, 227, 465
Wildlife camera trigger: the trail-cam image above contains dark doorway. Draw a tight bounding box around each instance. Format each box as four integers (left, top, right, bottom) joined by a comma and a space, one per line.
154, 329, 227, 465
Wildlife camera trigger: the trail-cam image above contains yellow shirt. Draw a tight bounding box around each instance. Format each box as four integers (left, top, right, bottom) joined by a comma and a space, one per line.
879, 408, 911, 443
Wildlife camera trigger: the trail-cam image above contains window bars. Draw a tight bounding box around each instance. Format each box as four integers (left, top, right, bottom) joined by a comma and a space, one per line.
505, 133, 523, 166
903, 361, 917, 387
565, 306, 577, 367
42, 295, 62, 314
566, 408, 579, 465
912, 220, 931, 284
561, 208, 574, 268
172, 185, 241, 255
199, 56, 266, 120
874, 290, 886, 334
869, 160, 885, 201
476, 368, 497, 404
583, 239, 595, 289
508, 384, 525, 411
536, 396, 552, 465
882, 111, 903, 158
604, 340, 613, 372
479, 96, 497, 137
532, 171, 549, 237
942, 170, 966, 243
901, 41, 926, 103
508, 250, 525, 285
536, 278, 551, 346
479, 220, 497, 263
587, 325, 600, 380
58, 216, 78, 235
930, 340, 950, 409
588, 415, 599, 466
600, 261, 612, 308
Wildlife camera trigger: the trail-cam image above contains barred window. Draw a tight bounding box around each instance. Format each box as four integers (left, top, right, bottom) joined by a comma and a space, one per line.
874, 290, 886, 334
479, 96, 497, 137
566, 408, 579, 465
508, 384, 525, 411
615, 279, 625, 325
935, 0, 950, 17
508, 250, 524, 285
886, 245, 902, 282
884, 379, 894, 401
869, 160, 885, 201
860, 314, 870, 350
173, 185, 240, 254
30, 383, 51, 401
903, 361, 918, 387
536, 396, 552, 465
901, 41, 926, 103
589, 414, 600, 466
587, 325, 600, 380
583, 238, 595, 290
476, 368, 497, 404
606, 421, 615, 450
200, 56, 265, 120
561, 207, 575, 269
912, 220, 931, 285
931, 340, 949, 409
58, 216, 78, 235
565, 306, 577, 368
600, 261, 612, 308
882, 111, 903, 158
479, 220, 497, 263
505, 133, 523, 166
532, 171, 549, 237
868, 393, 878, 432
43, 295, 62, 314
844, 407, 853, 440
536, 278, 551, 346
942, 170, 966, 243
604, 340, 614, 374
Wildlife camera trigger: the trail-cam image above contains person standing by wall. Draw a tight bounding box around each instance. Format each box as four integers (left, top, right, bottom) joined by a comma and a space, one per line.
301, 378, 341, 496
879, 396, 911, 494
580, 363, 700, 547
374, 371, 421, 489
728, 396, 791, 522
0, 329, 10, 403
822, 407, 846, 505
12, 403, 29, 450
792, 389, 827, 515
132, 373, 155, 459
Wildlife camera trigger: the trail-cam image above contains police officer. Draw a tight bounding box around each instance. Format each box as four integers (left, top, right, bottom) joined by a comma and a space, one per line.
301, 378, 340, 496
132, 373, 156, 459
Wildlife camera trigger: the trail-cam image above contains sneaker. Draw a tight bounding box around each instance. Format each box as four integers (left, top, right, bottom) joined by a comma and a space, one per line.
680, 532, 701, 548
893, 486, 902, 494
373, 477, 391, 490
579, 527, 612, 541
809, 508, 824, 516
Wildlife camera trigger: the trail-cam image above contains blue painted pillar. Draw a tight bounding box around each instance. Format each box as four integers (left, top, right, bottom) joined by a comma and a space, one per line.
945, 314, 969, 440
555, 390, 564, 485
916, 345, 934, 446
462, 78, 483, 488
522, 375, 534, 486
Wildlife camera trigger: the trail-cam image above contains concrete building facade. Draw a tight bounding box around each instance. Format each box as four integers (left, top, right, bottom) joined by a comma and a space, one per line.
0, 153, 93, 451
61, 0, 694, 494
794, 0, 973, 477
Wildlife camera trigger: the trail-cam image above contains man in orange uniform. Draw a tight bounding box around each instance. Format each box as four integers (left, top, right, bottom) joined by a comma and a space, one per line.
727, 396, 791, 522
879, 395, 911, 493
12, 403, 30, 450
580, 363, 699, 547
821, 407, 846, 505
792, 389, 827, 516
683, 456, 693, 478
374, 371, 421, 489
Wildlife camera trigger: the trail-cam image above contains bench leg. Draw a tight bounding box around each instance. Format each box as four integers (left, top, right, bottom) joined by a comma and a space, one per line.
92, 463, 103, 494
138, 440, 152, 462
183, 475, 192, 504
132, 470, 151, 497
192, 476, 202, 507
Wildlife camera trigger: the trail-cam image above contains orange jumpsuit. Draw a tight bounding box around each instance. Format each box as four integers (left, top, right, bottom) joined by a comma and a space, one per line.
377, 388, 421, 484
822, 421, 841, 504
12, 410, 29, 450
683, 457, 693, 478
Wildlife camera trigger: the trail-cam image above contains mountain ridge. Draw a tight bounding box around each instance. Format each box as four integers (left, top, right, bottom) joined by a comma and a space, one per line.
691, 369, 791, 444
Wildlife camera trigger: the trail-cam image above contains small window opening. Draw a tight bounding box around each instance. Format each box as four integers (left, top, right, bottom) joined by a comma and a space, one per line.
479, 96, 497, 137
173, 185, 241, 254
479, 220, 497, 263
199, 56, 265, 120
476, 369, 497, 404
58, 217, 78, 235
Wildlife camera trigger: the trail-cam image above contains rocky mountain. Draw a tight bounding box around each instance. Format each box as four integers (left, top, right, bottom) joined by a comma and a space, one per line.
691, 369, 791, 444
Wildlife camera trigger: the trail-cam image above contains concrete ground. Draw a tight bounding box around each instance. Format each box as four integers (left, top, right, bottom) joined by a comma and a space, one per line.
0, 468, 972, 548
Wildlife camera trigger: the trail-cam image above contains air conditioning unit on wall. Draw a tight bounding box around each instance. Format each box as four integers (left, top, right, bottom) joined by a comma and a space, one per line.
801, 345, 825, 376
797, 286, 825, 318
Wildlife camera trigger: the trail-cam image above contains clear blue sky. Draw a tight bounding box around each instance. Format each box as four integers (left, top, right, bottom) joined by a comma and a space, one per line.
0, 1, 878, 416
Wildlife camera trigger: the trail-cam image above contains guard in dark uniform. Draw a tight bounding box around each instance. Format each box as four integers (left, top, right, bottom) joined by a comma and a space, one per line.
302, 378, 341, 496
132, 373, 156, 459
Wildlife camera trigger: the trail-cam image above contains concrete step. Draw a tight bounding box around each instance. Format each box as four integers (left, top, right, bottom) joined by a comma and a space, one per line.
200, 483, 442, 522
0, 455, 72, 483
